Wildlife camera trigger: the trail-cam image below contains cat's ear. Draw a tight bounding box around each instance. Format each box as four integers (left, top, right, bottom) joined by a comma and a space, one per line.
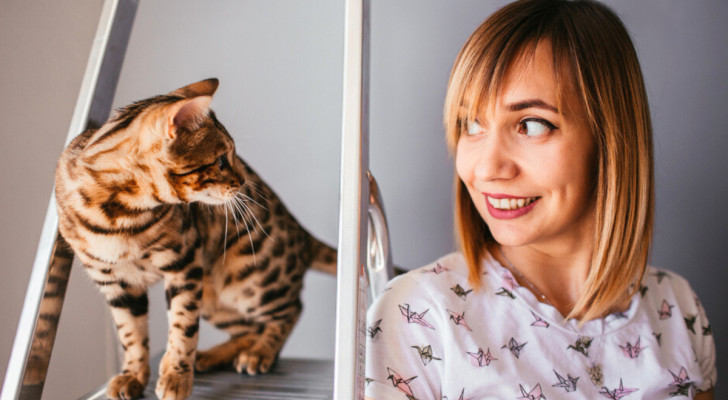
169, 78, 219, 98
166, 96, 212, 139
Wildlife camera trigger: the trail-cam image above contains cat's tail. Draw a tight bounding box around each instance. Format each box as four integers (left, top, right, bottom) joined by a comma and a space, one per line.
306, 235, 337, 275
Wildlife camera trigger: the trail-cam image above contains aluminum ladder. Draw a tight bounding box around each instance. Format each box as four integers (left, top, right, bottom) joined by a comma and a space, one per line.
0, 0, 392, 398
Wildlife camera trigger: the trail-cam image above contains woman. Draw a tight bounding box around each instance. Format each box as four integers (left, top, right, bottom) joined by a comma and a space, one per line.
365, 0, 716, 399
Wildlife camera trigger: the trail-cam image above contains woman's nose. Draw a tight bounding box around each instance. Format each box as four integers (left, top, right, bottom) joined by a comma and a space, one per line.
473, 132, 518, 182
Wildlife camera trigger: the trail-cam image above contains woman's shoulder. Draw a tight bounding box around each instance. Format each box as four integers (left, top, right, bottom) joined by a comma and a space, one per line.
369, 252, 470, 313
384, 252, 468, 291
640, 266, 703, 309
638, 266, 717, 392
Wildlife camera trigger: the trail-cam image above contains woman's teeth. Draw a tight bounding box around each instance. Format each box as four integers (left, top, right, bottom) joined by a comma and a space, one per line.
487, 196, 538, 210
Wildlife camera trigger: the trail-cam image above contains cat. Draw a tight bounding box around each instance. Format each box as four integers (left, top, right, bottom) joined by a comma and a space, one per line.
54, 78, 337, 400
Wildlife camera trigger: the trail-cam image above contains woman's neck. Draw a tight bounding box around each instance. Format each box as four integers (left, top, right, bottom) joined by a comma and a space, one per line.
494, 241, 593, 318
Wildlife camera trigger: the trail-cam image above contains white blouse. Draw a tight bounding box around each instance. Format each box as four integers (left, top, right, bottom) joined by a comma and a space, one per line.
365, 252, 716, 399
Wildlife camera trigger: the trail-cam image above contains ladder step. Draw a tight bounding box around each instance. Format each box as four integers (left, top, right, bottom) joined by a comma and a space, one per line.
80, 357, 333, 400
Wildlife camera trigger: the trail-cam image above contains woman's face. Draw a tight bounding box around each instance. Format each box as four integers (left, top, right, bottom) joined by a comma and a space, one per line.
455, 42, 597, 251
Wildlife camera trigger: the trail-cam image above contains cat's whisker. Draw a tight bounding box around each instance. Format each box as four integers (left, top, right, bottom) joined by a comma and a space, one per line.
230, 196, 247, 231
222, 202, 229, 265
236, 191, 268, 211
249, 185, 271, 206
244, 182, 270, 204
238, 200, 257, 239
239, 207, 257, 266
227, 199, 241, 238
240, 199, 271, 240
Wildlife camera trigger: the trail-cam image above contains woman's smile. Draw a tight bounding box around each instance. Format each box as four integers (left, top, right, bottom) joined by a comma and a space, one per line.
483, 193, 540, 219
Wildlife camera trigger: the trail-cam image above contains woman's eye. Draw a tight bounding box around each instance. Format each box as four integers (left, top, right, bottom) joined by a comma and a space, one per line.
517, 118, 556, 137
466, 119, 484, 135
218, 155, 229, 169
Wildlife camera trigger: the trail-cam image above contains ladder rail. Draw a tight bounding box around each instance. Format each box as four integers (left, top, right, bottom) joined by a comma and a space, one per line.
1, 1, 137, 398
333, 0, 371, 399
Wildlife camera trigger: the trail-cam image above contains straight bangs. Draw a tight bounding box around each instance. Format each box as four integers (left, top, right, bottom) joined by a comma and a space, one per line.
444, 0, 654, 321
444, 2, 577, 155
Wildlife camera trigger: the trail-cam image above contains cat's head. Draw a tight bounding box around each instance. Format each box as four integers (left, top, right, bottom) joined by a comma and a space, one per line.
160, 78, 245, 205
85, 78, 245, 206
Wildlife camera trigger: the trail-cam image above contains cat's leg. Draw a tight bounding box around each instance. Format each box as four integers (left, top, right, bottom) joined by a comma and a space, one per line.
233, 300, 302, 375
156, 265, 203, 400
197, 301, 301, 375
95, 281, 151, 400
194, 308, 258, 372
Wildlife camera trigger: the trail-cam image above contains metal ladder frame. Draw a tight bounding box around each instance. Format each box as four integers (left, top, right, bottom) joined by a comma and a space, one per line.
1, 0, 392, 398
1, 1, 138, 398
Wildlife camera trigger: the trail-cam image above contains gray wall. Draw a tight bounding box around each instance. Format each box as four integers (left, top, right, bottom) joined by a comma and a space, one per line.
1, 0, 725, 398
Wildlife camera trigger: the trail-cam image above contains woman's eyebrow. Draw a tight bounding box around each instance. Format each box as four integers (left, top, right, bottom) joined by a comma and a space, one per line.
506, 99, 559, 113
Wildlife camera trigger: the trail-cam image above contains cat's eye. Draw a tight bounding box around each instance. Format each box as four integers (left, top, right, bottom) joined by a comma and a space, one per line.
517, 118, 557, 137
218, 155, 229, 170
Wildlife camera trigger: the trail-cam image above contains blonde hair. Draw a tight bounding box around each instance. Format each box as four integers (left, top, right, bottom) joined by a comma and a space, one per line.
443, 0, 654, 321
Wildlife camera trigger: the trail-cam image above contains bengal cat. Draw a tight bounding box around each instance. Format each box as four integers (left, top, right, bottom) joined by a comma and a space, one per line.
54, 78, 337, 400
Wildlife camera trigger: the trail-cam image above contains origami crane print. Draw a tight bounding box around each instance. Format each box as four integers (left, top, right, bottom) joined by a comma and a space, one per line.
442, 388, 471, 400
450, 284, 473, 300
411, 345, 441, 366
386, 367, 418, 400
368, 318, 382, 339
651, 270, 669, 284
530, 311, 550, 328
587, 364, 604, 387
446, 309, 473, 331
422, 263, 449, 275
652, 332, 662, 347
552, 369, 579, 392
501, 271, 517, 291
599, 379, 638, 399
518, 383, 546, 400
619, 337, 647, 359
611, 311, 628, 320
658, 300, 674, 320
467, 347, 497, 367
502, 337, 527, 359
399, 304, 435, 330
703, 324, 712, 336
668, 367, 694, 397
567, 336, 593, 357
684, 314, 697, 334
638, 285, 648, 297
496, 287, 516, 299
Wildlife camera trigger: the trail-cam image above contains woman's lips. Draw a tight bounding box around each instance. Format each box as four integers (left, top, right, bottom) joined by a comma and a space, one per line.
483, 193, 540, 219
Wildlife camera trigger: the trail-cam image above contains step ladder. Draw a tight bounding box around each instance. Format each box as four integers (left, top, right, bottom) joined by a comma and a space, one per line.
0, 0, 392, 398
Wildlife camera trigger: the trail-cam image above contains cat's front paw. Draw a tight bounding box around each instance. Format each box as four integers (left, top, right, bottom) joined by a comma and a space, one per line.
234, 348, 277, 375
107, 373, 146, 400
194, 349, 222, 372
155, 370, 193, 400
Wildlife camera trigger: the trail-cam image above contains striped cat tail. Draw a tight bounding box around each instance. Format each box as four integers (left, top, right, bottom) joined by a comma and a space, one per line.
306, 235, 337, 275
